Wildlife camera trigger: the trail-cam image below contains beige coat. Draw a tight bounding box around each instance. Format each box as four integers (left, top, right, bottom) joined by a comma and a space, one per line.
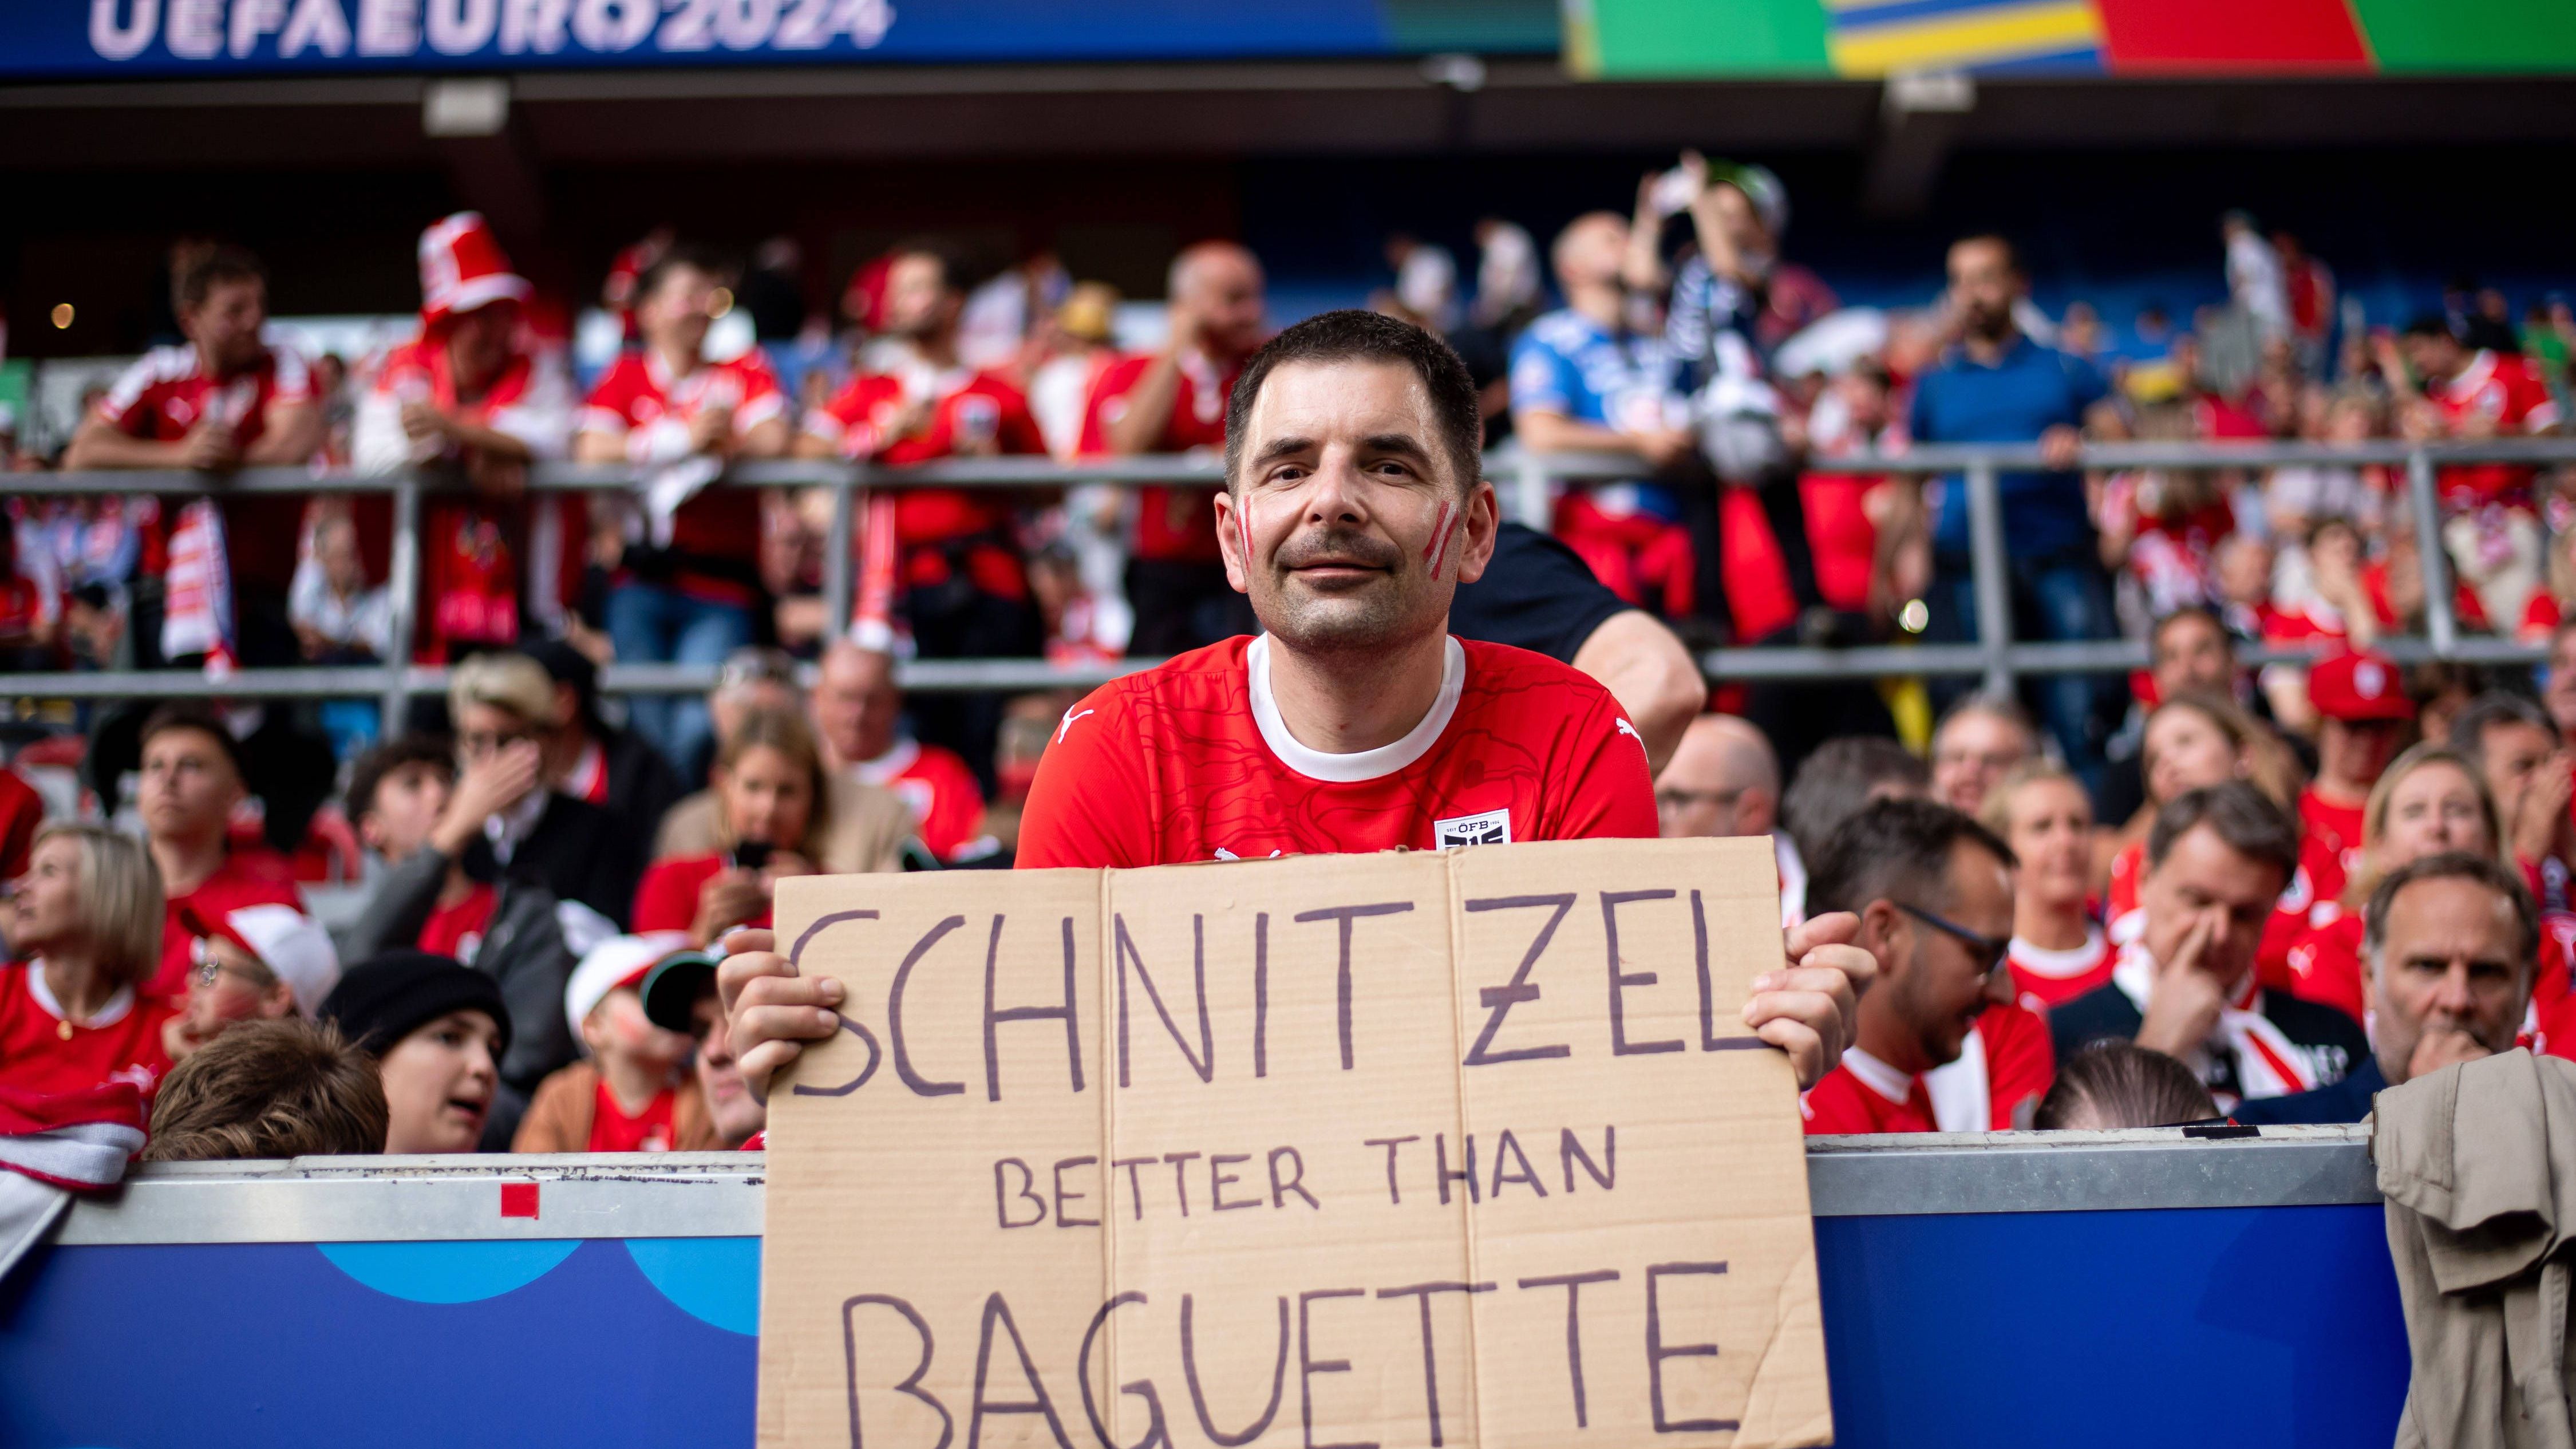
2375, 1048, 2576, 1449
652, 774, 912, 875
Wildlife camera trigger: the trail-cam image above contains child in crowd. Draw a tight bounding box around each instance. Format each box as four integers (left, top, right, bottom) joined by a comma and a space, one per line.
141, 1016, 386, 1162
512, 933, 713, 1153
163, 901, 341, 1064
319, 949, 509, 1154
0, 825, 172, 1102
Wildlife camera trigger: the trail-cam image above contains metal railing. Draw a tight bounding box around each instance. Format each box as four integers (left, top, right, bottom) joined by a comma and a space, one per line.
5, 439, 2571, 728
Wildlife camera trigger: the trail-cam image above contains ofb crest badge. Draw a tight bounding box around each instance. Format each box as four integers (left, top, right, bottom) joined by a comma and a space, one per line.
1432, 808, 1511, 847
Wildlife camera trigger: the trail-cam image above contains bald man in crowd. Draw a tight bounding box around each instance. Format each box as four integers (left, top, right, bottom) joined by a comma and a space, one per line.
808, 640, 987, 860
1657, 714, 1806, 925
1084, 240, 1273, 655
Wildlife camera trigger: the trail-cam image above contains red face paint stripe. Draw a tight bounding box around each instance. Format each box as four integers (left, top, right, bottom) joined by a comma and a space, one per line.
1424, 499, 1457, 577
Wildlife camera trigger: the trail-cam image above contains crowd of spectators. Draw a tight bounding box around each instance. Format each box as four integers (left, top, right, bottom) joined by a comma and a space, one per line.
4, 163, 2576, 1158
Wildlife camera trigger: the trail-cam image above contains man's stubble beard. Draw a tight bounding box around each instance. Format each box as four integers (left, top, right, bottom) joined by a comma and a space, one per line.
1251, 524, 1448, 659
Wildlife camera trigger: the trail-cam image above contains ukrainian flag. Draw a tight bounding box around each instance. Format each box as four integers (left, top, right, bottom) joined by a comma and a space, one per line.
1826, 0, 2105, 75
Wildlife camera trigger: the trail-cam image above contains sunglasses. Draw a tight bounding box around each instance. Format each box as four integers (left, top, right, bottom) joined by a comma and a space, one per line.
1894, 902, 2012, 978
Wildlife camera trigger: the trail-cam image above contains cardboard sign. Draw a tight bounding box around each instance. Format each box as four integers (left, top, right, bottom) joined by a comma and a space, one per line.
761, 839, 1830, 1449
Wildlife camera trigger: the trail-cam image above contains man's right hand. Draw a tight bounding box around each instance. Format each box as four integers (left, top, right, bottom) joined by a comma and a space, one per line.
1634, 427, 1699, 472
716, 928, 846, 1101
2135, 909, 2227, 1059
1163, 296, 1204, 357
2408, 1026, 2492, 1083
429, 740, 544, 858
183, 417, 241, 471
689, 404, 736, 456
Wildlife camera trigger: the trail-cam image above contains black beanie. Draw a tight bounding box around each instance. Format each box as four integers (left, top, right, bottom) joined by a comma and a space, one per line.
320, 950, 513, 1058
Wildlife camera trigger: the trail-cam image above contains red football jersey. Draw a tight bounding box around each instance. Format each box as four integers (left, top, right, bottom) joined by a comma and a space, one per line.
579, 350, 787, 582
2532, 911, 2576, 1061
2006, 927, 2116, 1012
2105, 839, 2145, 946
418, 883, 499, 963
851, 739, 987, 862
154, 852, 305, 1003
1799, 1047, 1937, 1135
1078, 350, 1244, 564
0, 961, 177, 1104
632, 853, 773, 935
94, 341, 317, 588
807, 367, 1048, 604
2433, 350, 2562, 510
2258, 835, 2346, 993
2298, 787, 2366, 871
1017, 634, 1656, 869
588, 1079, 678, 1153
2283, 913, 2366, 1025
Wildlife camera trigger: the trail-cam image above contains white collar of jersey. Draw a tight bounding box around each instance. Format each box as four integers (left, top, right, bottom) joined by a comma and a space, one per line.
852, 737, 921, 787
1838, 1045, 1913, 1104
1246, 633, 1465, 785
2010, 926, 2106, 979
24, 959, 136, 1029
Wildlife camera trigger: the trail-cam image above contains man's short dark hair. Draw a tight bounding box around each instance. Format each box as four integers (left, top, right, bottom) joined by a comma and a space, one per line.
177, 245, 266, 311
1222, 309, 1483, 498
2033, 1041, 2219, 1130
142, 1018, 388, 1162
634, 244, 721, 306
2362, 850, 2539, 980
2449, 692, 2555, 771
1806, 797, 2016, 920
2402, 313, 2458, 342
1951, 233, 2020, 275
1781, 735, 1928, 863
346, 735, 455, 826
2146, 781, 2299, 885
2150, 606, 2230, 659
890, 237, 973, 297
140, 701, 247, 782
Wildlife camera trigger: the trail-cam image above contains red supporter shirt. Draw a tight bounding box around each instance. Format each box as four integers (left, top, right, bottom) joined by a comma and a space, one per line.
0, 768, 44, 883
2258, 835, 2346, 992
0, 961, 177, 1104
2105, 839, 2145, 946
632, 854, 771, 935
94, 342, 317, 589
807, 368, 1048, 546
588, 1079, 678, 1153
579, 350, 787, 598
1017, 634, 1657, 869
0, 577, 58, 649
153, 851, 304, 1002
1802, 1004, 2054, 1134
2432, 350, 2562, 510
2283, 913, 2368, 1025
2533, 912, 2576, 1060
1079, 351, 1243, 564
2006, 927, 2117, 1012
852, 739, 987, 862
374, 335, 575, 654
417, 883, 499, 963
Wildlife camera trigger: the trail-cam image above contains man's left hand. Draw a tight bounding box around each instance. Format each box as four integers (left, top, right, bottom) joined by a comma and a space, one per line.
2039, 424, 2084, 471
1745, 911, 1874, 1089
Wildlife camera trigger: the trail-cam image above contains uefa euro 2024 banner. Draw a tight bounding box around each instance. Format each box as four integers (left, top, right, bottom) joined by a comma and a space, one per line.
3, 0, 1469, 78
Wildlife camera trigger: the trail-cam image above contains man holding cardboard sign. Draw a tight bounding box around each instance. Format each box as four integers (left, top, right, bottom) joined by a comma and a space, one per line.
726, 309, 1871, 1088
752, 838, 1838, 1449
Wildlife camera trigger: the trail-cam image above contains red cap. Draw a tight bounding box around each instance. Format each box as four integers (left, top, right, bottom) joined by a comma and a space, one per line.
2306, 649, 2412, 723
418, 211, 530, 335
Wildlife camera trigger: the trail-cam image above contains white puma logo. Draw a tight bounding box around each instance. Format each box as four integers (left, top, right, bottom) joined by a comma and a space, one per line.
1056, 707, 1096, 744
1614, 717, 1642, 745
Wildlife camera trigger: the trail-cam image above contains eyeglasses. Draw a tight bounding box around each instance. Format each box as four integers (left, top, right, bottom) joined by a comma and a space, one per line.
1894, 902, 2012, 978
458, 727, 539, 756
188, 936, 274, 990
